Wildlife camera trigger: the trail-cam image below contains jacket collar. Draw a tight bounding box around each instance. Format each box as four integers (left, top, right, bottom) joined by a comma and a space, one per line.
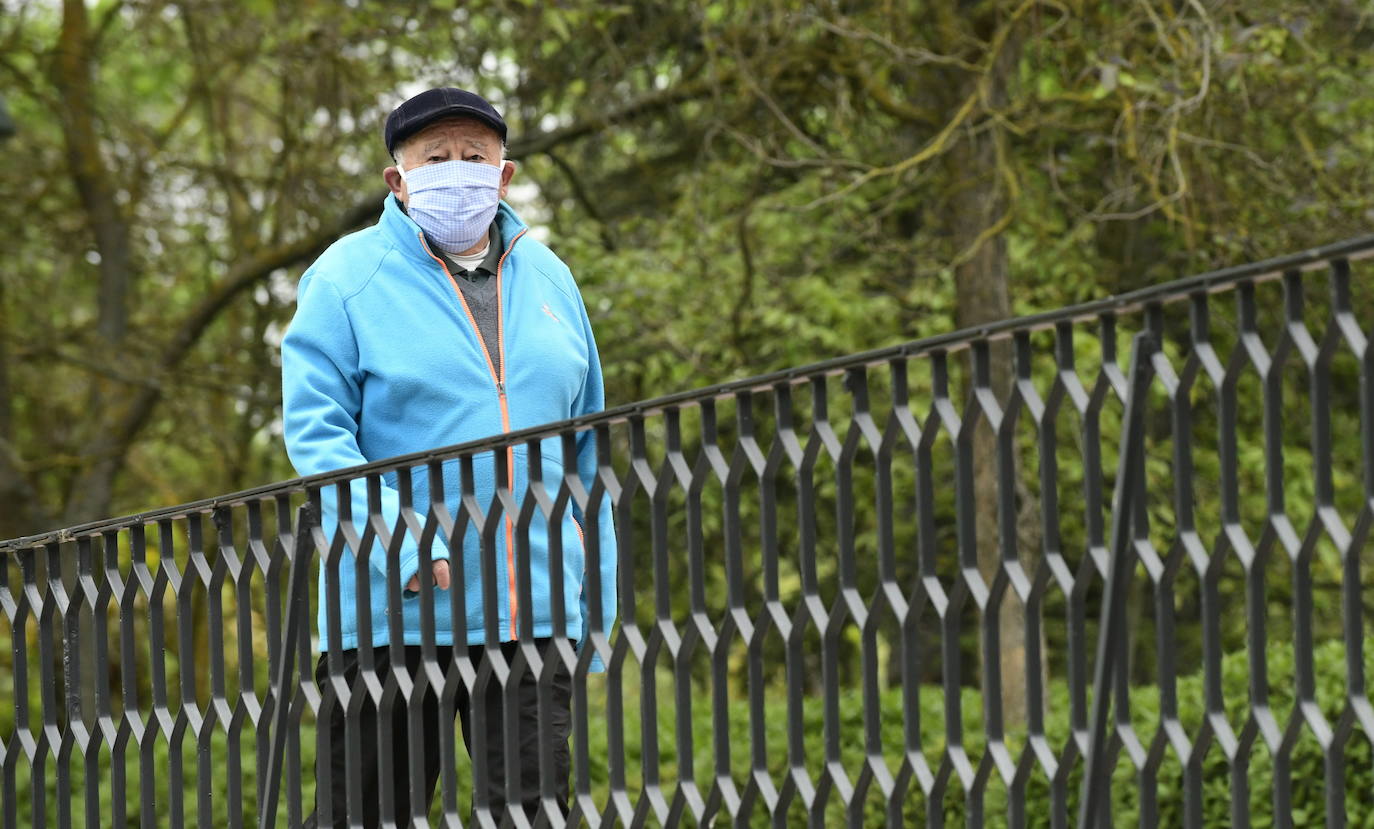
379, 194, 529, 265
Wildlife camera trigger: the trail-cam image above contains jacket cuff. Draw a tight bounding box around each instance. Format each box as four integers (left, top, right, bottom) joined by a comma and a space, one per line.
397, 552, 421, 596
397, 547, 449, 596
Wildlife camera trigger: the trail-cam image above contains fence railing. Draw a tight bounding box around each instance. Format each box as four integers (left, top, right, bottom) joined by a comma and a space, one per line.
4, 235, 1374, 827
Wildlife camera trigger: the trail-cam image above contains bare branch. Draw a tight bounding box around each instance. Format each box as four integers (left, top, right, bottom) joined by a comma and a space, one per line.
808, 15, 981, 71
802, 0, 1041, 211
91, 0, 125, 48
58, 197, 381, 524
547, 150, 616, 252
801, 88, 979, 210
722, 124, 870, 172
510, 75, 713, 158
728, 198, 758, 350
724, 40, 827, 158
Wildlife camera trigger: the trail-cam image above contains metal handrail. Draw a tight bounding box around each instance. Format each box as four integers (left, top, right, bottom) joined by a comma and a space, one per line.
3, 234, 1372, 553
3, 236, 1371, 827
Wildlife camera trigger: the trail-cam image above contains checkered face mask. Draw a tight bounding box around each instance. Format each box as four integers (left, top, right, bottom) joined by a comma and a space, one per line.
398, 159, 502, 254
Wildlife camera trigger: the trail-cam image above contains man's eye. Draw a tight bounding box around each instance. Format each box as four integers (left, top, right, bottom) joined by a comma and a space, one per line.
428, 156, 443, 162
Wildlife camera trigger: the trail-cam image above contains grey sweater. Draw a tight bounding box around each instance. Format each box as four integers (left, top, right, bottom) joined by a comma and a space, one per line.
437, 223, 504, 377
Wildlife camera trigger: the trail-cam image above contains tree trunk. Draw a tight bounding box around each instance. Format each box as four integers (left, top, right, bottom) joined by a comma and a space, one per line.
944, 3, 1043, 730
950, 159, 1035, 728
55, 0, 134, 346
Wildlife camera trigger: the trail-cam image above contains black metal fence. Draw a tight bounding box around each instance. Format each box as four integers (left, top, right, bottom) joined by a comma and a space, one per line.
4, 236, 1374, 827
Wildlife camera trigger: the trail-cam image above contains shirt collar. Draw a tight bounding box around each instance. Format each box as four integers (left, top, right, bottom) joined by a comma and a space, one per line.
439, 222, 502, 278
474, 222, 504, 274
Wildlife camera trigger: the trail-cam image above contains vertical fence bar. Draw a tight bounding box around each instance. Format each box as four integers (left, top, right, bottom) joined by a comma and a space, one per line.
56, 538, 83, 829
41, 540, 66, 829
287, 502, 313, 829
562, 428, 597, 826
73, 537, 97, 826
1331, 258, 1373, 829
222, 506, 250, 829
674, 405, 712, 825
635, 409, 674, 825
429, 456, 465, 827
737, 390, 771, 824
104, 536, 124, 829
257, 503, 314, 829
0, 549, 14, 829
183, 516, 212, 829
68, 538, 94, 829
20, 545, 44, 829
1079, 332, 1157, 826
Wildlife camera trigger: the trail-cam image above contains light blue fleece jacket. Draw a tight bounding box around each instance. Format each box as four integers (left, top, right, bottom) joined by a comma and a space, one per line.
281, 195, 616, 669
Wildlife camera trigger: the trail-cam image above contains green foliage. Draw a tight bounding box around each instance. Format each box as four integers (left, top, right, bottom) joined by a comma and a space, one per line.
7, 636, 1370, 825
3, 2, 1374, 821
4, 0, 1372, 533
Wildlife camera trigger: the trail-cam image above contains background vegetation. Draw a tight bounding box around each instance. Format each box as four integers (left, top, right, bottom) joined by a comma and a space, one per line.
2, 0, 1373, 825
1, 0, 1371, 536
5, 637, 1374, 825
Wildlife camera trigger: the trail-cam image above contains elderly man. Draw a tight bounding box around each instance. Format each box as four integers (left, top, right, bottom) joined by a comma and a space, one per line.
281, 87, 617, 827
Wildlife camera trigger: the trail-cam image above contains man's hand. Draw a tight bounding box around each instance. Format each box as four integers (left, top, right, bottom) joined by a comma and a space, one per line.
406, 559, 452, 593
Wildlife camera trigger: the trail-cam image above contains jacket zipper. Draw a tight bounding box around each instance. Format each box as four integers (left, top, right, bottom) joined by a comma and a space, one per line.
420, 227, 528, 641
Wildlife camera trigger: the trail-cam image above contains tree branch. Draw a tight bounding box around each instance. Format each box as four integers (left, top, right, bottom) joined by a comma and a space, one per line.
729, 199, 758, 352
58, 197, 380, 525
547, 150, 616, 252
508, 75, 713, 158
92, 0, 126, 49
802, 87, 980, 210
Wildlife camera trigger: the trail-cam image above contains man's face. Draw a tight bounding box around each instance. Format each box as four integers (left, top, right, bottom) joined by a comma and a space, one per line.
383, 116, 515, 204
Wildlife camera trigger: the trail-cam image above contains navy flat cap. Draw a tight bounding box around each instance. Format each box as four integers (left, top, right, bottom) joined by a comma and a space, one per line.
384, 87, 507, 155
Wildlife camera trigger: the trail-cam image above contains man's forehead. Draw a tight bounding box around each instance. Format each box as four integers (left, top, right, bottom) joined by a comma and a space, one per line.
410, 117, 500, 147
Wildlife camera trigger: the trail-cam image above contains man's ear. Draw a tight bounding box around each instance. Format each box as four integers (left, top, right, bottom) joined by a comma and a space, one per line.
498, 159, 516, 199
383, 165, 405, 197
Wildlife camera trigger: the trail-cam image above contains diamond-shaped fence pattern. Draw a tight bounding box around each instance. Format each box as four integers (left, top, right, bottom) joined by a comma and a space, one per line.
3, 236, 1374, 827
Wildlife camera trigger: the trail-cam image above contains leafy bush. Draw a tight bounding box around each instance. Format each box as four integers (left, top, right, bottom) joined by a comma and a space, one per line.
575, 636, 1374, 827
6, 636, 1371, 826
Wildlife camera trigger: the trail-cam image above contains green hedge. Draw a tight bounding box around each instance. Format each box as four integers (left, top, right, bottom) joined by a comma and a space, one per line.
6, 636, 1372, 826
578, 637, 1374, 827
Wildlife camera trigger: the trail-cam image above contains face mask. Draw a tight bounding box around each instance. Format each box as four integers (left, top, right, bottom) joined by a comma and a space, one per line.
398, 160, 502, 254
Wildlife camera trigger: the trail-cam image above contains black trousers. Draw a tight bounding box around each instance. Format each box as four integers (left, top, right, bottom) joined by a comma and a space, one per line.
304, 639, 573, 828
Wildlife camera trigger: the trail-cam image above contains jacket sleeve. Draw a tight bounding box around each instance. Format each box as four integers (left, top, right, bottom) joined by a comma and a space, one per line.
569, 290, 618, 674
280, 271, 441, 591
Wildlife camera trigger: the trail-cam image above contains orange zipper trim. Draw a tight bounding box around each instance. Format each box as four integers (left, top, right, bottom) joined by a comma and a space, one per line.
420, 226, 528, 641
572, 516, 587, 602
493, 227, 527, 641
